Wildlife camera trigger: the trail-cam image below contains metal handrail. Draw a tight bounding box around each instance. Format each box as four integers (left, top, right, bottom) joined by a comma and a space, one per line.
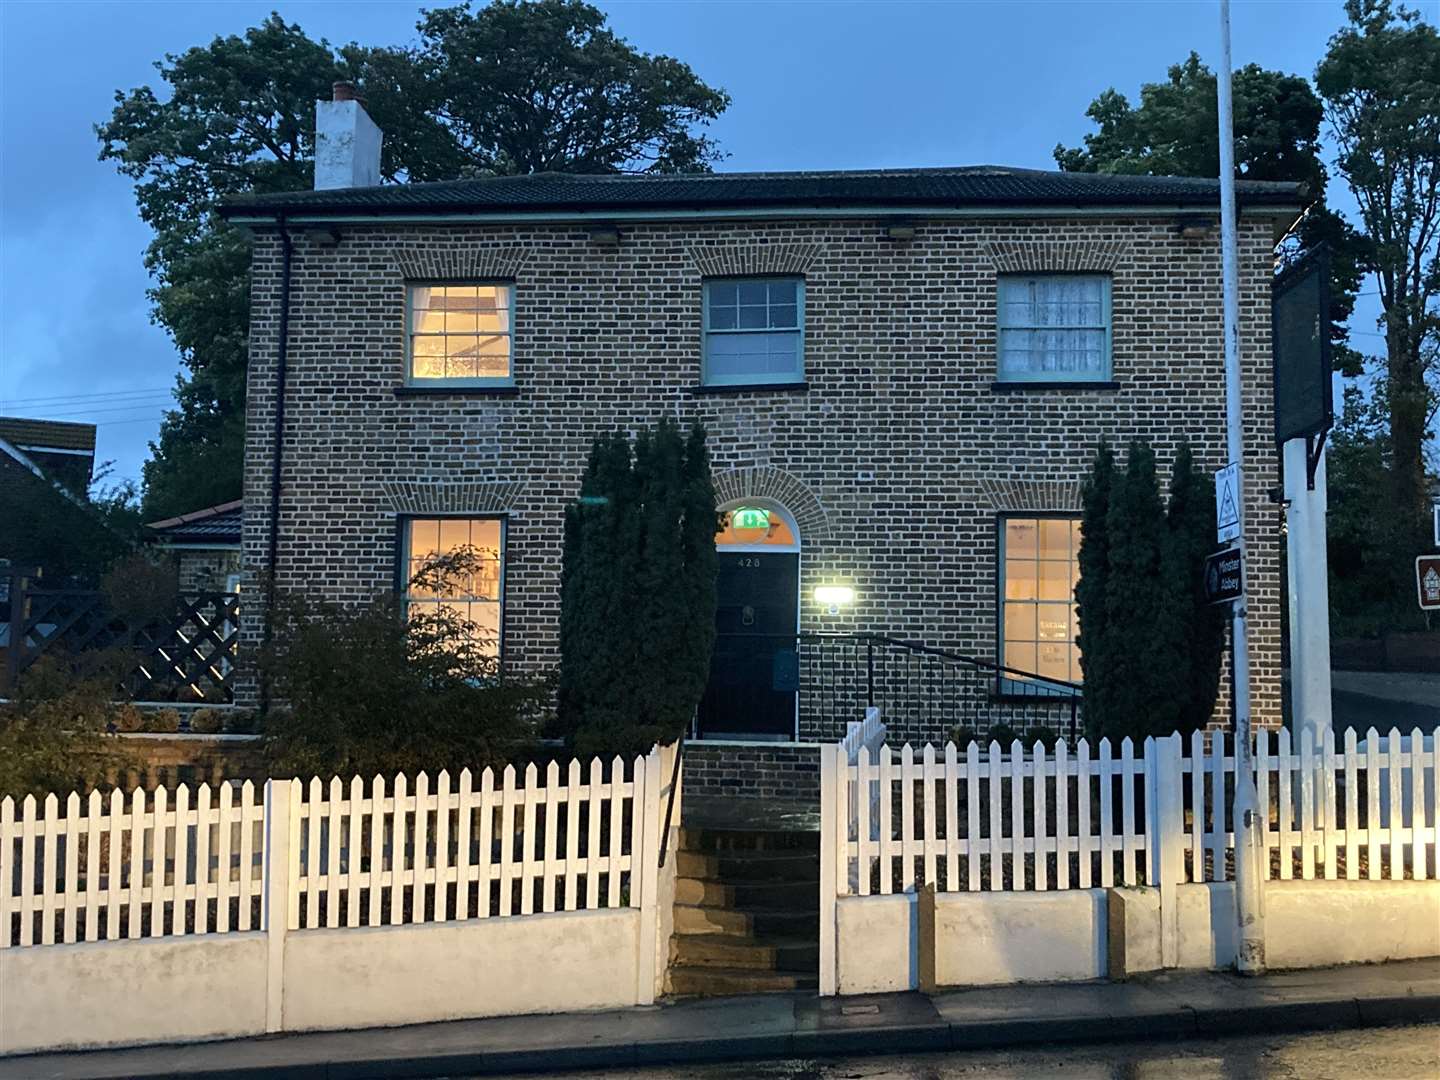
656, 732, 685, 869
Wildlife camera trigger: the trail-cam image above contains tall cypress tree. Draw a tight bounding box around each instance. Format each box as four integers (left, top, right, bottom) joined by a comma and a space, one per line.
1101, 441, 1179, 740
1077, 442, 1115, 738
1164, 442, 1225, 736
560, 419, 719, 758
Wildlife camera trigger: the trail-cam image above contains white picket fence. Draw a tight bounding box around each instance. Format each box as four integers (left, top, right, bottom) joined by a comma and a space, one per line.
2, 750, 671, 950
822, 725, 1439, 904
0, 782, 266, 947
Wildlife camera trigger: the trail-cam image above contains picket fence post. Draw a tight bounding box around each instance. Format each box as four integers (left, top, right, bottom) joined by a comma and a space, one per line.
635, 749, 660, 1007
261, 778, 294, 1034
818, 743, 841, 996
1144, 735, 1185, 968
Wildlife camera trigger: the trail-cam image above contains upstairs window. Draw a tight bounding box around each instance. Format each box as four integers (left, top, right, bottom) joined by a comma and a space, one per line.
408, 284, 512, 385
703, 277, 804, 386
997, 274, 1111, 382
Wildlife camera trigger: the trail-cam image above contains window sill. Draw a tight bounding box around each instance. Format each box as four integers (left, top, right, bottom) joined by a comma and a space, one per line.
689, 381, 809, 396
990, 380, 1120, 393
393, 385, 520, 398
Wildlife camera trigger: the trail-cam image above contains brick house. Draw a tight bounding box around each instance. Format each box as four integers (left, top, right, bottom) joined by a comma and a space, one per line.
222, 93, 1299, 756
144, 499, 244, 594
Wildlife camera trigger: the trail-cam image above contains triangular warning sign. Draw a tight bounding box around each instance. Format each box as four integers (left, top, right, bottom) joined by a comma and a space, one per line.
1218, 479, 1239, 526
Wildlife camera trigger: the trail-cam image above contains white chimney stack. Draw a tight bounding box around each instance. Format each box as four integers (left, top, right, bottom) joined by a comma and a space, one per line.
314, 81, 382, 190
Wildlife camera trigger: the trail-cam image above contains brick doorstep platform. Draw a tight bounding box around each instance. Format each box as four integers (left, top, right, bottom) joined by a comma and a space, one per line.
683, 742, 821, 803
6, 959, 1435, 1078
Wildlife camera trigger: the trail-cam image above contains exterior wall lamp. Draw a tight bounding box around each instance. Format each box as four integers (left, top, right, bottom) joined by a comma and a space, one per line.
589, 225, 622, 249
815, 584, 855, 615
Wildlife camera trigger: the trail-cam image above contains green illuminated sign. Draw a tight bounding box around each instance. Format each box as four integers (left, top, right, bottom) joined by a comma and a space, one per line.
732, 507, 770, 530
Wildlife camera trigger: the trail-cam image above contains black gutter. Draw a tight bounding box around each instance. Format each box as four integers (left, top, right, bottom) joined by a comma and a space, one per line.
259, 214, 294, 711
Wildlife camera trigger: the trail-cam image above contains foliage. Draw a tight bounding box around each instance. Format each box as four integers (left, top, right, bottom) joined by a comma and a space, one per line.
0, 465, 143, 586
1078, 441, 1224, 741
98, 3, 728, 518
0, 653, 130, 799
1316, 0, 1440, 545
258, 548, 549, 779
189, 707, 225, 734
558, 418, 718, 758
100, 551, 180, 627
1054, 51, 1366, 372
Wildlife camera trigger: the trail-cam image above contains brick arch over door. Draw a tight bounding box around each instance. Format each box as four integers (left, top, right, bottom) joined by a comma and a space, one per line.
711, 467, 830, 542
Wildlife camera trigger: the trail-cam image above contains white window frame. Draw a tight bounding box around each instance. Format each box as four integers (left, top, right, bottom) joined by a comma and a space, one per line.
996, 273, 1113, 383
399, 515, 507, 661
997, 514, 1082, 693
405, 282, 516, 388
702, 276, 806, 387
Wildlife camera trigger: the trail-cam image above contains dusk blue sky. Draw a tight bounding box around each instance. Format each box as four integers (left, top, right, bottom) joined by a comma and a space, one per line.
0, 0, 1399, 495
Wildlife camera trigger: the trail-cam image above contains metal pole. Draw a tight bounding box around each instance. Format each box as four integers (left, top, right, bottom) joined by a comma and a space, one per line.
1218, 0, 1266, 974
1284, 438, 1333, 743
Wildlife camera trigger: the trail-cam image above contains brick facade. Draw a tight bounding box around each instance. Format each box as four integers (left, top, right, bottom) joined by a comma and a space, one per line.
683, 743, 820, 802
238, 214, 1284, 744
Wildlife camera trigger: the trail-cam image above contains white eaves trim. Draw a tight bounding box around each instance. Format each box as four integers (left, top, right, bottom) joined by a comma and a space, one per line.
0, 435, 43, 479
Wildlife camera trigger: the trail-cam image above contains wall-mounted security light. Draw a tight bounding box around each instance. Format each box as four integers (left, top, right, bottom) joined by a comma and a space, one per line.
589, 225, 622, 249
815, 584, 855, 615
884, 220, 917, 242
307, 226, 343, 247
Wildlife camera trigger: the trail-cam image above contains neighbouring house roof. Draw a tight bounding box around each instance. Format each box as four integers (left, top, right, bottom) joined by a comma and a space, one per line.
145, 499, 244, 546
0, 417, 96, 497
221, 165, 1307, 220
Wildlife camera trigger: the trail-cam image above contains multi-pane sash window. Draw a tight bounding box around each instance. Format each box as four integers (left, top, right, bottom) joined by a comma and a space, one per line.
703, 278, 804, 385
402, 517, 504, 658
997, 274, 1111, 382
1001, 517, 1082, 684
408, 284, 512, 384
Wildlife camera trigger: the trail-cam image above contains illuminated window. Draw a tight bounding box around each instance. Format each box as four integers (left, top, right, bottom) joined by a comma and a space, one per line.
997, 275, 1111, 382
715, 506, 798, 548
703, 278, 804, 385
408, 284, 512, 385
402, 517, 504, 657
1000, 517, 1081, 683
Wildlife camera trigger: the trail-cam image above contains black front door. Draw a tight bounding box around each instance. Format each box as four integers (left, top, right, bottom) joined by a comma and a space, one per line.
697, 551, 800, 739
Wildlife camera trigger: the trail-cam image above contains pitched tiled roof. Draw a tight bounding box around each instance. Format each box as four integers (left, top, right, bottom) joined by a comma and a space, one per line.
146, 499, 243, 545
221, 165, 1305, 218
0, 417, 96, 453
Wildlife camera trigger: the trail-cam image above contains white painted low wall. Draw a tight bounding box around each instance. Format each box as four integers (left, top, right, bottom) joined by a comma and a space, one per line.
0, 933, 267, 1055
0, 908, 647, 1056
919, 888, 1108, 990
284, 908, 641, 1032
836, 894, 916, 994
1265, 879, 1440, 969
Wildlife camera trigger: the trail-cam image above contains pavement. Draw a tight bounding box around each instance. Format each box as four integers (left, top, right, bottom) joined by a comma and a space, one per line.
1328, 670, 1440, 735
4, 958, 1437, 1080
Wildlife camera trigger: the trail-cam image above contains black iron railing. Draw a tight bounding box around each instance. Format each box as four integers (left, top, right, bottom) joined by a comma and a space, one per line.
701, 631, 1083, 743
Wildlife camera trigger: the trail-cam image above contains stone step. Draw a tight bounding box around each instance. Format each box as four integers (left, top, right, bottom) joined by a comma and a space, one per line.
672, 903, 750, 937
730, 877, 819, 913
670, 933, 819, 974
674, 877, 732, 907
665, 964, 819, 998
675, 847, 818, 884
680, 828, 820, 854
674, 850, 719, 880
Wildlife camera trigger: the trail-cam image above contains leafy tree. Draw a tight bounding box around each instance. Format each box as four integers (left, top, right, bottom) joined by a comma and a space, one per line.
259, 548, 549, 779
0, 465, 142, 586
558, 419, 718, 758
1316, 0, 1440, 550
1055, 51, 1366, 371
98, 2, 729, 518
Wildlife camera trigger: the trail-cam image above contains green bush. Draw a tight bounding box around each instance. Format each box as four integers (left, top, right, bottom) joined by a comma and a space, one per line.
148, 708, 182, 734
0, 653, 128, 798
188, 708, 224, 734
258, 549, 549, 780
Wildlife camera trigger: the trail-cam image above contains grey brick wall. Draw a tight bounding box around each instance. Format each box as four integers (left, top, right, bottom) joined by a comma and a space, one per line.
237, 214, 1283, 744
684, 743, 820, 802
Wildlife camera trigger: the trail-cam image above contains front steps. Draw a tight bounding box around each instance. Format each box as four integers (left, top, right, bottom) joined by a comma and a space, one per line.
665, 827, 820, 996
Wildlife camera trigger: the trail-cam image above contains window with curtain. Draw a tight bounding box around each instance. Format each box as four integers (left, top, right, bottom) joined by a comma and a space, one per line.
1000, 517, 1082, 684
402, 517, 504, 657
703, 277, 804, 385
997, 274, 1111, 382
408, 284, 512, 385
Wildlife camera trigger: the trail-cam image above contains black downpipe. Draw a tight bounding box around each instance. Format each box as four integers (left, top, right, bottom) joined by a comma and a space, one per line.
259, 214, 294, 712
